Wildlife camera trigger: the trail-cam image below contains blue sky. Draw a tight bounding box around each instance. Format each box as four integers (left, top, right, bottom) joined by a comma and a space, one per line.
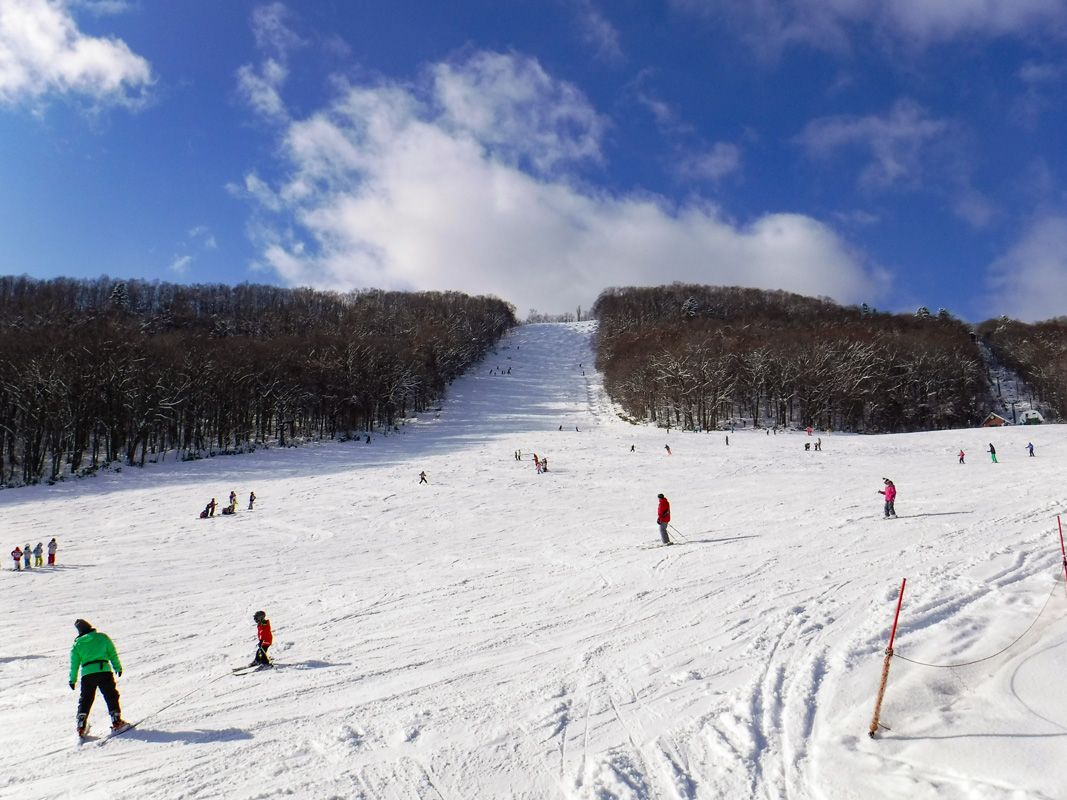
2, 0, 1067, 321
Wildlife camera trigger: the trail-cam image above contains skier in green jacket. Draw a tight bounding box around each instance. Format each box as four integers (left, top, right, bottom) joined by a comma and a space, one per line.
70, 619, 127, 736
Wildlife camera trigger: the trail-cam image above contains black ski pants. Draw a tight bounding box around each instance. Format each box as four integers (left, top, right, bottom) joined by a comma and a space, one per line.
78, 671, 121, 718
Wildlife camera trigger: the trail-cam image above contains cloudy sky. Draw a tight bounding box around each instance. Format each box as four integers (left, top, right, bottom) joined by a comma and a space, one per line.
3, 0, 1067, 321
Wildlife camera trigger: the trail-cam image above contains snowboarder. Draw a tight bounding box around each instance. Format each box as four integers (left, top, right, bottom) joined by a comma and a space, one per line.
248, 491, 256, 510
33, 542, 43, 567
1027, 442, 1035, 457
70, 619, 127, 736
11, 546, 22, 571
989, 443, 997, 463
878, 478, 897, 518
47, 537, 57, 566
958, 450, 965, 464
23, 544, 32, 570
419, 471, 428, 484
657, 494, 672, 545
251, 611, 273, 668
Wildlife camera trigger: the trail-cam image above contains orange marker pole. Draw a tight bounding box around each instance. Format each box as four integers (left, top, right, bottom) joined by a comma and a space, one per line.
869, 577, 906, 739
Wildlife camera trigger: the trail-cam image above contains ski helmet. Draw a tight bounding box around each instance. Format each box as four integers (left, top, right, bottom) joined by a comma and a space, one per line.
253, 611, 266, 624
74, 619, 93, 636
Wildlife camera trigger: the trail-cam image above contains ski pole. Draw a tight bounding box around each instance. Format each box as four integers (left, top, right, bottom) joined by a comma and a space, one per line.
668, 523, 689, 543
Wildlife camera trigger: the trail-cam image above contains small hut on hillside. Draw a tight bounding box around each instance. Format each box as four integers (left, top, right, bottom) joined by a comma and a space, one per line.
980, 412, 1011, 427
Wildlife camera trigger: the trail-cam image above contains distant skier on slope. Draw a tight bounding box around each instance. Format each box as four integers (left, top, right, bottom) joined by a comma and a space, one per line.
419, 471, 428, 484
70, 619, 128, 736
657, 494, 672, 545
1027, 442, 1035, 457
989, 443, 997, 463
248, 491, 256, 510
958, 450, 965, 464
878, 478, 897, 519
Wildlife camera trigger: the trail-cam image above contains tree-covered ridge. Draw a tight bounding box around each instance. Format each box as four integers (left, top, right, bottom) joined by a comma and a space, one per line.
0, 276, 516, 486
591, 285, 988, 434
979, 316, 1067, 418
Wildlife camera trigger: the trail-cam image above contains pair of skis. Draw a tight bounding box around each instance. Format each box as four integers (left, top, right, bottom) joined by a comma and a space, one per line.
77, 721, 134, 744
232, 663, 273, 675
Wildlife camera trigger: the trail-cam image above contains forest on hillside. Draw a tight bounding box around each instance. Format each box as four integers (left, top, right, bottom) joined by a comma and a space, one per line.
0, 276, 516, 486
980, 316, 1067, 418
591, 285, 991, 433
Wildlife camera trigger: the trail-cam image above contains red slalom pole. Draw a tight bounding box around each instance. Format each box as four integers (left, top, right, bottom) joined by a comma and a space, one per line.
1058, 517, 1067, 602
869, 578, 906, 739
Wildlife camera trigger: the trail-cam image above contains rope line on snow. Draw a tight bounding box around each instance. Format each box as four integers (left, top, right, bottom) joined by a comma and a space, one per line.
892, 579, 1060, 669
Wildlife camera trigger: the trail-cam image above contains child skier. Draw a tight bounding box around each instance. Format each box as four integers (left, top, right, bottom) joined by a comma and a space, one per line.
11, 546, 22, 571
248, 491, 256, 510
47, 538, 57, 565
33, 542, 43, 567
229, 491, 237, 508
23, 544, 32, 570
878, 478, 897, 518
958, 450, 965, 464
251, 611, 273, 668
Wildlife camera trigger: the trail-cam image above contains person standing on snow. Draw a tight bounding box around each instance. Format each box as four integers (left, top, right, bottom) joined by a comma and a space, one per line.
657, 494, 672, 545
70, 619, 127, 736
958, 450, 965, 464
33, 542, 43, 567
248, 491, 256, 510
878, 479, 897, 518
1027, 442, 1035, 457
419, 471, 428, 484
47, 537, 57, 565
11, 546, 22, 571
251, 611, 273, 668
988, 443, 997, 463
23, 544, 31, 570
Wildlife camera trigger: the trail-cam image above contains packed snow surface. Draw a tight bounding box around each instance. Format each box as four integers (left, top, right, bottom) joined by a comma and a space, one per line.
3, 322, 1067, 800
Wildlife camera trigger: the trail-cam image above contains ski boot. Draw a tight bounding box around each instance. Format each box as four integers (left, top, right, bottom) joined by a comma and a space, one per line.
111, 712, 129, 732
77, 713, 89, 737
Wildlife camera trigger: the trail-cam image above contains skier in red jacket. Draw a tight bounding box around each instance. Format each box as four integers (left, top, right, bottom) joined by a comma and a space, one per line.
252, 611, 273, 668
657, 494, 672, 545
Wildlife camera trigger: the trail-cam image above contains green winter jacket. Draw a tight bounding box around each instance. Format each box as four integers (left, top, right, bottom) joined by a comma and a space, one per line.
69, 631, 122, 683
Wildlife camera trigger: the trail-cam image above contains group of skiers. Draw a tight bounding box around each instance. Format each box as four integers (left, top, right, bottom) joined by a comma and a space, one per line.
69, 611, 273, 737
10, 538, 57, 571
202, 491, 256, 518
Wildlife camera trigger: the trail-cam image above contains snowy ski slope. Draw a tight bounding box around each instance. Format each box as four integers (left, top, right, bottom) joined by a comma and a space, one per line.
3, 321, 1067, 800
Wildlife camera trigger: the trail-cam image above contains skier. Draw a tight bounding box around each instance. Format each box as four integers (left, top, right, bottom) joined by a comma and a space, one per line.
229, 490, 237, 507
23, 544, 32, 570
33, 542, 43, 567
1027, 442, 1035, 457
248, 491, 256, 510
958, 450, 965, 464
878, 478, 897, 518
664, 445, 671, 455
70, 619, 127, 736
419, 471, 428, 484
630, 444, 635, 452
11, 546, 22, 571
657, 493, 672, 545
47, 537, 57, 565
251, 611, 273, 668
541, 457, 548, 472
989, 443, 997, 463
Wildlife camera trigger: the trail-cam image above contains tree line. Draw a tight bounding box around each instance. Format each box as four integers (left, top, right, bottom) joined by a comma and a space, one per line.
591, 285, 989, 433
0, 276, 516, 486
979, 316, 1067, 418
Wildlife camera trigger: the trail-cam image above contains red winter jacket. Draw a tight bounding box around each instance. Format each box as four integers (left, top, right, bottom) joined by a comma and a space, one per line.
657, 497, 670, 524
257, 621, 273, 647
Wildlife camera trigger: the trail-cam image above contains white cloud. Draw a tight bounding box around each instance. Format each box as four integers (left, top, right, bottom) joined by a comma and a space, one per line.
240, 49, 887, 312
985, 215, 1067, 322
0, 0, 152, 107
235, 3, 305, 122
795, 99, 948, 190
189, 226, 217, 249
169, 254, 193, 274
677, 142, 742, 182
568, 0, 624, 64
671, 0, 1067, 58
250, 2, 304, 58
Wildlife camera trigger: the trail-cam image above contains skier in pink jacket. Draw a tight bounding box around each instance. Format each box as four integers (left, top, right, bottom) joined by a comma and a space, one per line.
878, 478, 897, 519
